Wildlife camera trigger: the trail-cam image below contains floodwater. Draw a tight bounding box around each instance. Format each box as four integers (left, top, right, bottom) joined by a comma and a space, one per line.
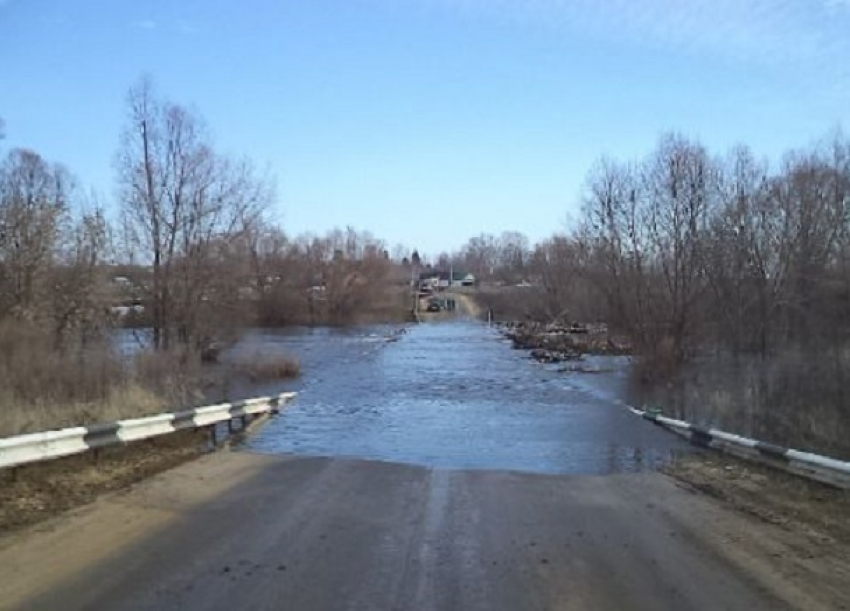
241, 321, 691, 475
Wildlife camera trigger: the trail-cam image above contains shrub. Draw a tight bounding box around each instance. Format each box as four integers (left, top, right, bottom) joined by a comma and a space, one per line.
232, 352, 301, 383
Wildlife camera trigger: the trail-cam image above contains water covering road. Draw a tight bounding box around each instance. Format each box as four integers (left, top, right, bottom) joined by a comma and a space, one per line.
245, 321, 689, 474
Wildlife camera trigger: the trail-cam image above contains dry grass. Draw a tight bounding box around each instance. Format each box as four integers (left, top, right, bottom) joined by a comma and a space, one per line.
132, 347, 209, 408
0, 384, 164, 437
0, 322, 211, 437
0, 323, 122, 409
231, 352, 301, 383
0, 317, 302, 438
0, 322, 169, 436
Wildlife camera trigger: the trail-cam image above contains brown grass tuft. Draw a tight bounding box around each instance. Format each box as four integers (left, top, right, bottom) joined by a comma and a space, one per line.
232, 352, 301, 383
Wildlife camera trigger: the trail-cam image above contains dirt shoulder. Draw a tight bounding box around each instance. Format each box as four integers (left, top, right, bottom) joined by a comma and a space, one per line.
0, 430, 209, 534
664, 451, 850, 549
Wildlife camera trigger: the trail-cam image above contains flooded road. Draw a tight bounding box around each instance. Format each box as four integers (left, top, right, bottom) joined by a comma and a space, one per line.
13, 325, 843, 611
244, 321, 689, 474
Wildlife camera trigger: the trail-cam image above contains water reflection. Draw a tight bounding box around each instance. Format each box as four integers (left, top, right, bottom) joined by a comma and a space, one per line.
243, 322, 691, 475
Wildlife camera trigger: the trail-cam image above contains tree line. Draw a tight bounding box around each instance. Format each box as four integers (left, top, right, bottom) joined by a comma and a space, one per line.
4, 76, 849, 372
0, 77, 414, 364
462, 131, 850, 379
581, 132, 850, 368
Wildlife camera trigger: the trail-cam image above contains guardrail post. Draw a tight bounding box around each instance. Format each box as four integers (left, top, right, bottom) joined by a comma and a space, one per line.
241, 415, 248, 430
227, 419, 235, 435
209, 425, 218, 447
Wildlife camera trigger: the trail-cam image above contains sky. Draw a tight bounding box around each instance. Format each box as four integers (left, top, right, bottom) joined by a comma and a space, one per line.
1, 0, 849, 255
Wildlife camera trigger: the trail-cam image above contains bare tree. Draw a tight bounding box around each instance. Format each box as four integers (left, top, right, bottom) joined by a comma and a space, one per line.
582, 157, 652, 344
49, 196, 111, 349
643, 134, 714, 360
459, 233, 499, 280
496, 231, 530, 284
116, 76, 272, 352
580, 135, 715, 364
701, 146, 770, 353
0, 149, 72, 320
528, 236, 582, 321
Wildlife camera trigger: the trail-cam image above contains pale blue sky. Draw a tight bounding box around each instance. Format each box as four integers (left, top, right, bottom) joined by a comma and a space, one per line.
2, 0, 849, 254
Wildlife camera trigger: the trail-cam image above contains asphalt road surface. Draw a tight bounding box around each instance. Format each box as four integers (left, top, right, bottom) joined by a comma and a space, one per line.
2, 452, 846, 611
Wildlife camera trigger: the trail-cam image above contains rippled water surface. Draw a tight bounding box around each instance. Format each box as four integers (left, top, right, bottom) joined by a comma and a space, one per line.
244, 322, 690, 474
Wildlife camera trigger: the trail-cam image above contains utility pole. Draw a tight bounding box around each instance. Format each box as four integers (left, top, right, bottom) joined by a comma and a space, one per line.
411, 262, 420, 322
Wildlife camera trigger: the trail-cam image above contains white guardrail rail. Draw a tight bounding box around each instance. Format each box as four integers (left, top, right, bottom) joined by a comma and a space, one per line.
629, 405, 850, 489
0, 392, 297, 470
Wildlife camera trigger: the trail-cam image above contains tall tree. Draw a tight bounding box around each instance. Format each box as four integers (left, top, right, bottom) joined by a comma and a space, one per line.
116, 76, 272, 351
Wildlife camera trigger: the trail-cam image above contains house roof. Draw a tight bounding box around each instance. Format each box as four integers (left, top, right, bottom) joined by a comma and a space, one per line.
418, 270, 474, 282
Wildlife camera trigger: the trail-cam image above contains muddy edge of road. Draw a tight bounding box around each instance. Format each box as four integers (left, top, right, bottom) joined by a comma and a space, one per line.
0, 430, 209, 533
0, 406, 284, 535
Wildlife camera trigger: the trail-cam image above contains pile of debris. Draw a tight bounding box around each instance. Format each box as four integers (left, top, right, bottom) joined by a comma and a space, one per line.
499, 321, 631, 363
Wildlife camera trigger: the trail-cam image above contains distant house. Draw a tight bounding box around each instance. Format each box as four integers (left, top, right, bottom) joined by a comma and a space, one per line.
417, 270, 442, 288
418, 270, 475, 289
452, 272, 475, 287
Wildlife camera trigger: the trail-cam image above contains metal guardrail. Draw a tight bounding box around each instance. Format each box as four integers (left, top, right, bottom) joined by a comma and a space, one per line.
629, 406, 850, 489
0, 392, 297, 470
